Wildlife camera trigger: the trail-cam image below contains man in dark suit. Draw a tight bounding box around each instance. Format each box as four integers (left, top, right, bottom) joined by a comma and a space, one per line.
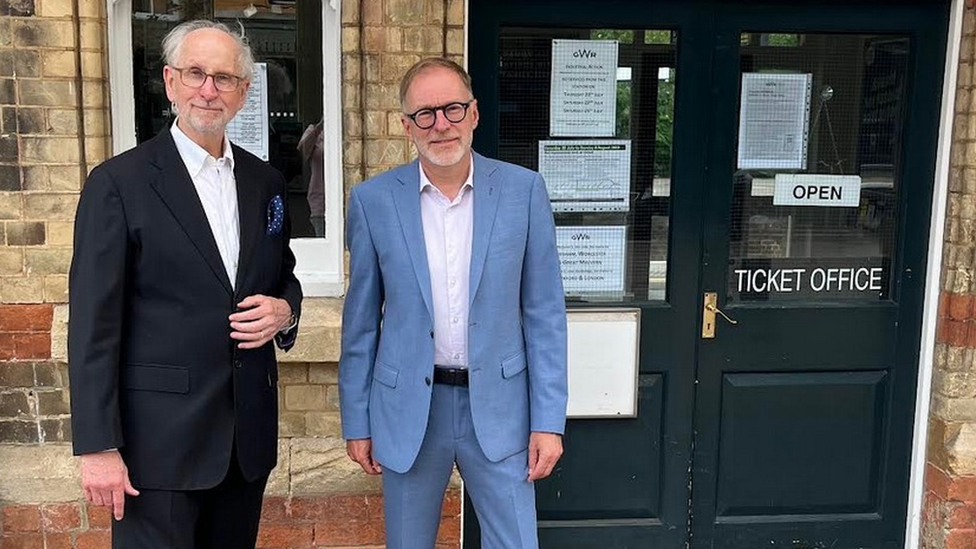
68, 20, 302, 549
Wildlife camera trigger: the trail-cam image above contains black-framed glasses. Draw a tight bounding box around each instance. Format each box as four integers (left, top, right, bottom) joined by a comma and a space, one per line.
171, 66, 244, 92
404, 101, 473, 130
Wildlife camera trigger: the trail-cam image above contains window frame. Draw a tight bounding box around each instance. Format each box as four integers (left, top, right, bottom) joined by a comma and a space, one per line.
105, 0, 345, 297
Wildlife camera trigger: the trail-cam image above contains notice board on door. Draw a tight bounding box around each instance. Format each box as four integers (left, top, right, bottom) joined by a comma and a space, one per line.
566, 308, 640, 418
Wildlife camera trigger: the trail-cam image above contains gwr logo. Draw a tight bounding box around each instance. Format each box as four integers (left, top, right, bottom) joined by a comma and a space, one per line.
571, 233, 591, 240
573, 49, 597, 58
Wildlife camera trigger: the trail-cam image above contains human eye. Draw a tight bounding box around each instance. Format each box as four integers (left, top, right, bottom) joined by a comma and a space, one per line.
414, 109, 436, 125
214, 73, 235, 88
444, 103, 465, 116
186, 67, 207, 80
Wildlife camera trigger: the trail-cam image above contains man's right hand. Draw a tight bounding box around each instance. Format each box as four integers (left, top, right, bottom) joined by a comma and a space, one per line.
346, 439, 382, 475
81, 450, 140, 520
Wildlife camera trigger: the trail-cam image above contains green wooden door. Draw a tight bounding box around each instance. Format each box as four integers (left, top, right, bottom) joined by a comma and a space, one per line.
466, 0, 948, 547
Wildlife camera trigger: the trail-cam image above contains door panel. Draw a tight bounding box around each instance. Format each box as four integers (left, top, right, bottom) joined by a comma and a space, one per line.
466, 0, 948, 547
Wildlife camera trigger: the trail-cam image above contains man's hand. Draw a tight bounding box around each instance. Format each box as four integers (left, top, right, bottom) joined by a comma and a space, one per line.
81, 450, 140, 520
527, 432, 563, 481
229, 295, 293, 349
346, 438, 382, 475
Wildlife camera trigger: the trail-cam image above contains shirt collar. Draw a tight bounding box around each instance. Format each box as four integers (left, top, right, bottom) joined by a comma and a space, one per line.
418, 155, 475, 195
170, 120, 235, 179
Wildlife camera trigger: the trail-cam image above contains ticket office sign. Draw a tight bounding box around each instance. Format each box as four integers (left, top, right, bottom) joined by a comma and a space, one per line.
729, 257, 890, 301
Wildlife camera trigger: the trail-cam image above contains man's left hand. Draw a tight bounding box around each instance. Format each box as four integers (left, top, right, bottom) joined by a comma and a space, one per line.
527, 432, 563, 481
229, 294, 293, 349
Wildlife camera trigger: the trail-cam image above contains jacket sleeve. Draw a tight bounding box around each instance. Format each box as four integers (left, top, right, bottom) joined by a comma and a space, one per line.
68, 166, 128, 455
338, 187, 384, 440
521, 173, 569, 435
274, 172, 303, 351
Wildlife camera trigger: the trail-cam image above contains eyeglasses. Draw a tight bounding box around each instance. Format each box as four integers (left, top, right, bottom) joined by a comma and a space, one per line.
171, 66, 244, 92
404, 101, 473, 130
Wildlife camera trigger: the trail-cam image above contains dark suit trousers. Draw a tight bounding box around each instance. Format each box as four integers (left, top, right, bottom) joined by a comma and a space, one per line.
111, 447, 269, 549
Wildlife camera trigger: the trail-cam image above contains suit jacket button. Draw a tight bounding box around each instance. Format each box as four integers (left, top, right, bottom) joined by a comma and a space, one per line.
429, 330, 434, 338
425, 376, 431, 386
234, 360, 242, 369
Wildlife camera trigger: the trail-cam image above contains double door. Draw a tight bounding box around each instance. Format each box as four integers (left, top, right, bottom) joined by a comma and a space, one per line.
466, 0, 948, 547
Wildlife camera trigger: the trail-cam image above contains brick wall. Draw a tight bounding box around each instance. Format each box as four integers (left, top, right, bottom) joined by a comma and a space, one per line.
0, 0, 466, 546
923, 7, 976, 549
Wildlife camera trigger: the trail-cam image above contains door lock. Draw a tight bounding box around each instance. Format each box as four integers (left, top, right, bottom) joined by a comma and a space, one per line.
702, 292, 737, 339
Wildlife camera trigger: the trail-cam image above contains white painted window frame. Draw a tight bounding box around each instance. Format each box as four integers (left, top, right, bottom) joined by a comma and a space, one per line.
105, 0, 345, 297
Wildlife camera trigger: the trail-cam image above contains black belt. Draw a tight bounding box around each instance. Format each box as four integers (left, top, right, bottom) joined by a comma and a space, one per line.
433, 366, 468, 387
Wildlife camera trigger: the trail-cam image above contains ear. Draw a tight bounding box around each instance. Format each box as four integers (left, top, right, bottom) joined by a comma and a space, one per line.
163, 65, 177, 103
469, 99, 479, 130
400, 113, 411, 134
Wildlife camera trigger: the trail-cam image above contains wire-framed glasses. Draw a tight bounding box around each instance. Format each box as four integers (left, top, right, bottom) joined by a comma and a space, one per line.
404, 101, 473, 130
171, 66, 244, 92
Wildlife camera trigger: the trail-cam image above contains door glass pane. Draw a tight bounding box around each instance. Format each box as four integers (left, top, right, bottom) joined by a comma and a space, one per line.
497, 27, 677, 302
131, 0, 325, 237
728, 33, 908, 302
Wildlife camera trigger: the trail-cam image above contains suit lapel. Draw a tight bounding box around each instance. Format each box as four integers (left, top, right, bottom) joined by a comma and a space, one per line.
393, 164, 434, 320
234, 150, 263, 297
147, 131, 234, 295
469, 154, 500, 306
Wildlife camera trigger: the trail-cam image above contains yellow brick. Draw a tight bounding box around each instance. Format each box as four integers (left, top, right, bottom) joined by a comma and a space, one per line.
19, 80, 76, 107
386, 112, 404, 136
0, 248, 25, 275
84, 137, 108, 165
80, 21, 104, 51
44, 274, 68, 303
24, 194, 78, 221
48, 109, 79, 135
386, 0, 425, 25
362, 0, 383, 24
37, 0, 74, 18
381, 54, 420, 82
22, 166, 47, 191
305, 412, 341, 436
341, 28, 359, 54
41, 50, 76, 78
343, 83, 361, 110
79, 0, 102, 19
365, 83, 400, 110
21, 137, 80, 163
308, 363, 339, 384
47, 221, 73, 246
343, 110, 362, 137
366, 138, 409, 165
384, 28, 404, 53
0, 20, 11, 48
284, 385, 326, 411
364, 53, 380, 82
81, 51, 103, 79
363, 27, 387, 53
49, 167, 81, 192
446, 0, 464, 26
1, 276, 45, 303
364, 110, 386, 136
81, 80, 104, 108
341, 0, 358, 23
83, 109, 107, 137
446, 29, 464, 56
279, 412, 306, 436
26, 248, 71, 275
0, 193, 24, 220
13, 20, 76, 49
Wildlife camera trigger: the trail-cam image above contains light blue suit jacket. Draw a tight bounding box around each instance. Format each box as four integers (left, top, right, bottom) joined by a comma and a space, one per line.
339, 152, 568, 474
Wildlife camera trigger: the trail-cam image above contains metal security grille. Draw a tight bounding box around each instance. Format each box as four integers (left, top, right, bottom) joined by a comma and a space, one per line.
727, 33, 909, 303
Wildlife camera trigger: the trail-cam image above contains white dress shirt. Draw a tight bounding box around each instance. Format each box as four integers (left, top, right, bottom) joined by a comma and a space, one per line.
171, 122, 241, 289
420, 159, 474, 368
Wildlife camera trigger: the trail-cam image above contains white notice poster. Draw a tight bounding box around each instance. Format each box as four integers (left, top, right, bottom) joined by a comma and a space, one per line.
227, 62, 269, 161
550, 40, 618, 137
539, 140, 631, 212
737, 73, 812, 170
556, 226, 626, 295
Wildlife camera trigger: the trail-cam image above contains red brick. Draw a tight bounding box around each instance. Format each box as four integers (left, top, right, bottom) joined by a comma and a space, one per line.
441, 490, 461, 514
313, 519, 384, 546
289, 494, 384, 522
0, 334, 16, 361
43, 532, 73, 549
84, 506, 111, 531
942, 292, 955, 319
255, 524, 313, 549
0, 305, 53, 332
948, 529, 976, 549
945, 320, 971, 348
436, 515, 460, 544
951, 504, 976, 529
13, 333, 49, 360
40, 504, 80, 533
1, 506, 41, 533
950, 476, 976, 503
929, 463, 953, 499
952, 295, 976, 322
260, 497, 288, 522
0, 533, 44, 549
75, 530, 110, 549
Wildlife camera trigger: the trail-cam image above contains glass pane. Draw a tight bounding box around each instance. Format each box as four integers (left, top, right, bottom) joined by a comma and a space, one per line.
728, 33, 908, 302
131, 0, 325, 237
497, 27, 677, 303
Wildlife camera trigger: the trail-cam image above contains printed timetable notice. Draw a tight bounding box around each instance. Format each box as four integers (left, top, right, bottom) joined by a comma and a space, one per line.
550, 39, 618, 137
539, 140, 631, 213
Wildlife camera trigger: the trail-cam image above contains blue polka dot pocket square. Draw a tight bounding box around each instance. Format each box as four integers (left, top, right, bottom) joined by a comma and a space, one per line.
266, 194, 285, 236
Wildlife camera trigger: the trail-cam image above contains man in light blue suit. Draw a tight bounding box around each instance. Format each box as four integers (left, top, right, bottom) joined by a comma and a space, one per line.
339, 57, 568, 549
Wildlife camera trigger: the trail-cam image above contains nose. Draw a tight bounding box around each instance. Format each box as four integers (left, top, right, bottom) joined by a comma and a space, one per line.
198, 75, 220, 99
431, 108, 453, 132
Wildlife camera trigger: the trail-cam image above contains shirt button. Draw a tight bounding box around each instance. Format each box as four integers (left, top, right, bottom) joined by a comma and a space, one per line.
452, 317, 458, 324
453, 353, 460, 360
429, 330, 434, 338
425, 376, 431, 386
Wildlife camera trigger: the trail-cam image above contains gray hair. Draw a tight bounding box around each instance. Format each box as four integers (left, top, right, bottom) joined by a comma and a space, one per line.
161, 20, 256, 81
399, 57, 473, 108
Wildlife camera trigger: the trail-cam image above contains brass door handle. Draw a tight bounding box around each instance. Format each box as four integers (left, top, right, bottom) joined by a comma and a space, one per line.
702, 292, 737, 339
